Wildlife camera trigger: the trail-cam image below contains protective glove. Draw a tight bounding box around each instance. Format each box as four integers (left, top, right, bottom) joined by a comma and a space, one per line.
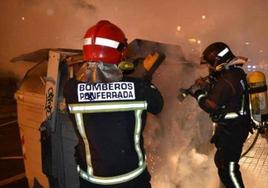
188, 77, 208, 96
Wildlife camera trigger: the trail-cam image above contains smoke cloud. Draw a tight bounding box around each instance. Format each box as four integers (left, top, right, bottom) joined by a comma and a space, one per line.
143, 49, 218, 187
1, 0, 268, 78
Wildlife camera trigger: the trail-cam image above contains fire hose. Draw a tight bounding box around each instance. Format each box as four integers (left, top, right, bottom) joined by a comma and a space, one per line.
240, 130, 260, 158
241, 121, 268, 158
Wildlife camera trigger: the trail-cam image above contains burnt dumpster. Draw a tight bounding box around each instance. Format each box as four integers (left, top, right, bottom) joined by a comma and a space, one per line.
15, 60, 49, 187
14, 49, 82, 188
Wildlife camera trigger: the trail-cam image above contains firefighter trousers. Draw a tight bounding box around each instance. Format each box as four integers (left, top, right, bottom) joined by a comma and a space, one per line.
211, 122, 249, 188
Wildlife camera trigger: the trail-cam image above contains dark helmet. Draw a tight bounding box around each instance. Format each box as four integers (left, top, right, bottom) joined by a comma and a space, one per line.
201, 42, 235, 72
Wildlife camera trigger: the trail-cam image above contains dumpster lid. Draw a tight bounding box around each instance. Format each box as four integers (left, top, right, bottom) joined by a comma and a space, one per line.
15, 49, 82, 95
11, 48, 82, 63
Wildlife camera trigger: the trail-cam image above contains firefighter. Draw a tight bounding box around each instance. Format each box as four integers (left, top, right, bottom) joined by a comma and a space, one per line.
63, 20, 163, 188
188, 42, 251, 188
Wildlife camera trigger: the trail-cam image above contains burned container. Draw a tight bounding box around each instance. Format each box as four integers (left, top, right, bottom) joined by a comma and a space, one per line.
14, 49, 82, 188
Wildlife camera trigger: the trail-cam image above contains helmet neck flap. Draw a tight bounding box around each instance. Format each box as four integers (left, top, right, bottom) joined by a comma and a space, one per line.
75, 62, 123, 83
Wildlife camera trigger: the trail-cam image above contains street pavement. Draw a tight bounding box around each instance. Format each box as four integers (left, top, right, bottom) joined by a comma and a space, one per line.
0, 115, 28, 188
0, 105, 267, 188
240, 131, 268, 187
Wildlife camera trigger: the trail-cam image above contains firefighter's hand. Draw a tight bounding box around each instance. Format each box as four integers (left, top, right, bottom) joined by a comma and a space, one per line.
188, 78, 205, 95
188, 84, 202, 96
194, 77, 207, 88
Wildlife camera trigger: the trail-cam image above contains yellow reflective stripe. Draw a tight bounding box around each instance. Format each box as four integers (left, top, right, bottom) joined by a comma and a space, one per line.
134, 109, 144, 166
83, 37, 120, 49
69, 101, 148, 185
229, 162, 241, 188
74, 113, 93, 175
69, 101, 147, 113
197, 94, 206, 102
224, 112, 239, 119
77, 163, 146, 185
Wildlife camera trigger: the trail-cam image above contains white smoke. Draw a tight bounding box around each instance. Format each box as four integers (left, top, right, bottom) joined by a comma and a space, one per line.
2, 0, 268, 78
139, 44, 218, 187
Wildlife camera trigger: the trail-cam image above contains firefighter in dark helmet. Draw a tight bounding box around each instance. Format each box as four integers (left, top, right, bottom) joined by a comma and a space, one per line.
63, 20, 163, 188
188, 42, 251, 188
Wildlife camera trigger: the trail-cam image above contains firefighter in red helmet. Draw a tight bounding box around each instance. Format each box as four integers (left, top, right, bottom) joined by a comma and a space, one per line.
188, 42, 251, 188
63, 20, 163, 188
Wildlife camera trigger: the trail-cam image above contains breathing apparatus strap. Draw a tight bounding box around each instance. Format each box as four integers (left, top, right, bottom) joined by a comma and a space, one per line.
223, 81, 248, 120
213, 78, 248, 122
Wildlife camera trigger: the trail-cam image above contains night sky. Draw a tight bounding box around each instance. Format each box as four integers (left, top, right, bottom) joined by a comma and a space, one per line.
1, 0, 268, 78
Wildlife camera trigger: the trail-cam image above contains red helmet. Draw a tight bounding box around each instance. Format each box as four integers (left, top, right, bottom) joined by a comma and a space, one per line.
83, 20, 127, 64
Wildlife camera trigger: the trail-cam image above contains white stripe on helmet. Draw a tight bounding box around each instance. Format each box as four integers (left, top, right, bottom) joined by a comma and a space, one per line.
84, 37, 120, 49
217, 47, 229, 57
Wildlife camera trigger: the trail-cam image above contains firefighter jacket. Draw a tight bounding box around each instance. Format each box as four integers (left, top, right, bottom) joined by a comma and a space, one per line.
194, 66, 251, 188
63, 76, 163, 185
194, 67, 251, 125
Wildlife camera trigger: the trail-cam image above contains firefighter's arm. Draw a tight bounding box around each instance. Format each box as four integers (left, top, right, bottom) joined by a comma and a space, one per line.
194, 90, 219, 113
187, 77, 219, 113
145, 82, 164, 114
192, 76, 233, 114
125, 52, 165, 81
